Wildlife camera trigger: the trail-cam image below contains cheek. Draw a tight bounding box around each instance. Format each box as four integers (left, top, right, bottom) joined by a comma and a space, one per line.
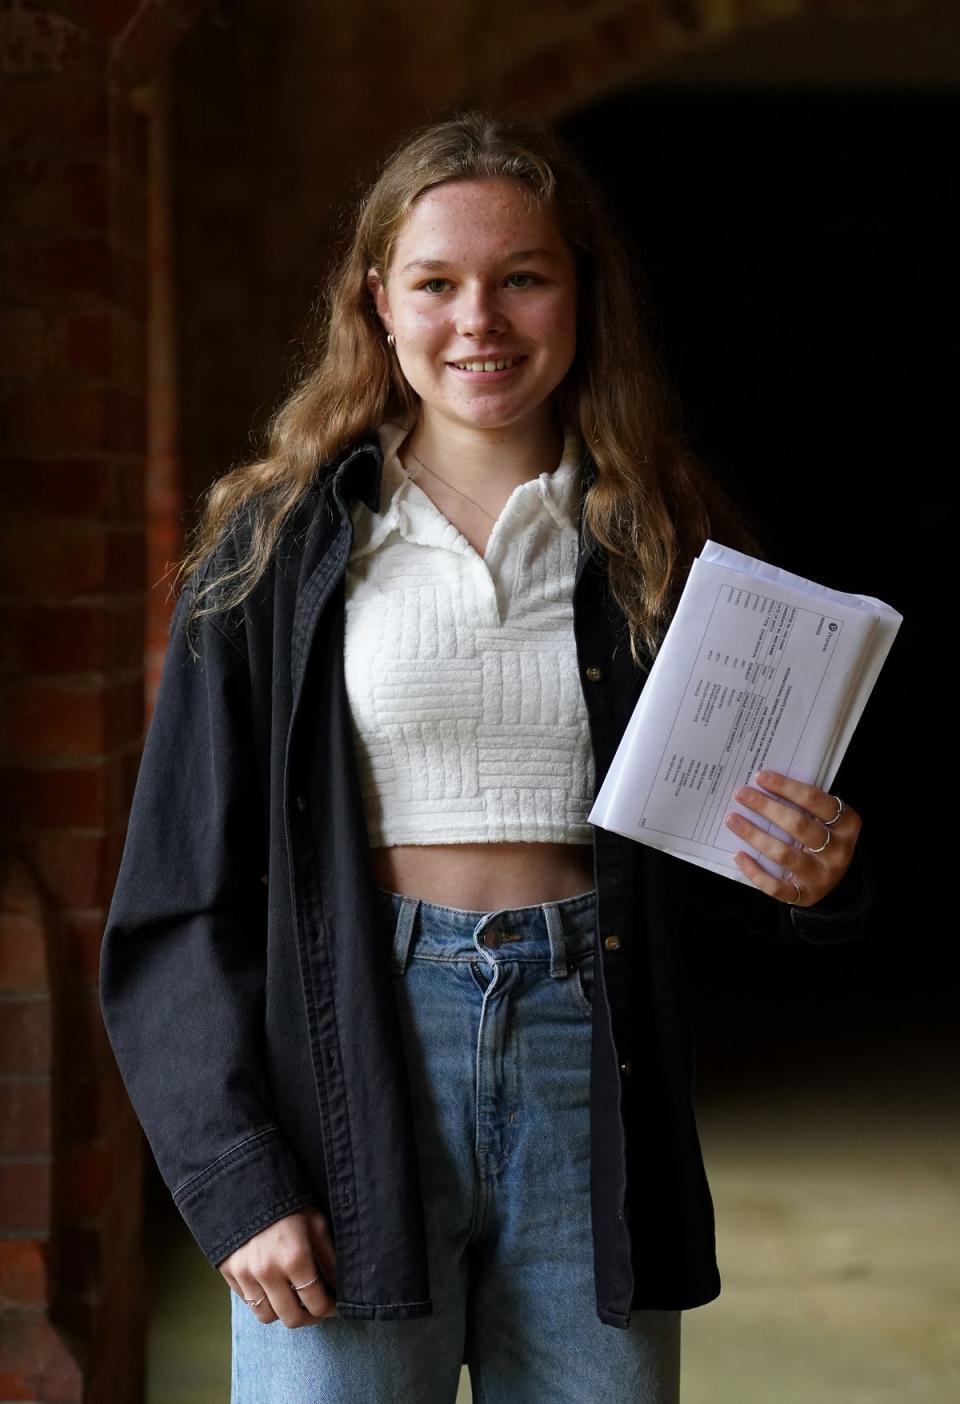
400, 306, 448, 350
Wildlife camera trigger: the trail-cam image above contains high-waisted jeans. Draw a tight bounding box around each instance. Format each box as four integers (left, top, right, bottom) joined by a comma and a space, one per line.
231, 887, 681, 1403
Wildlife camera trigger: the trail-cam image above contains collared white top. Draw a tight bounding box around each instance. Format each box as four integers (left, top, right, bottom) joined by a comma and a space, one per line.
343, 420, 596, 847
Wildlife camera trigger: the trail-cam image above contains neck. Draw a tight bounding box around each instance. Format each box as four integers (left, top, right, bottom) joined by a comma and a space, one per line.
405, 409, 565, 494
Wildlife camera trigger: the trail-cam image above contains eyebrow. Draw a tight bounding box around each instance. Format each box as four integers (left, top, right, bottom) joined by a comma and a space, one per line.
399, 248, 561, 274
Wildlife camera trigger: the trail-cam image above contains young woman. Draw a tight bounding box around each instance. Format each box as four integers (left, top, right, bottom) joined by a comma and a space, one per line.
100, 111, 868, 1404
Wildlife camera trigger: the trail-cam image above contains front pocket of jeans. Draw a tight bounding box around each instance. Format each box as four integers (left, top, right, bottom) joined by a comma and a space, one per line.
571, 953, 595, 1014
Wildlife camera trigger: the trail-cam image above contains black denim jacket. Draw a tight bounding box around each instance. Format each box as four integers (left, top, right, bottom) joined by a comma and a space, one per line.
99, 433, 873, 1328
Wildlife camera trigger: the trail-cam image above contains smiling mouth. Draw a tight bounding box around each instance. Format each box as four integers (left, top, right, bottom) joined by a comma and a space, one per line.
448, 355, 527, 372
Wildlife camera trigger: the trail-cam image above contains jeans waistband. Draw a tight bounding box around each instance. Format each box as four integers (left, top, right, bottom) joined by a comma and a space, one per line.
375, 887, 598, 978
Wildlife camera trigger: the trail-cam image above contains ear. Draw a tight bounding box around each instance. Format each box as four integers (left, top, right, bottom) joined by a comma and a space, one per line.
366, 268, 393, 334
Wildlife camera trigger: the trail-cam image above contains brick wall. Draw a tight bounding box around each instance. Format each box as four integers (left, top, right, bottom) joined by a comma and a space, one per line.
0, 4, 202, 1399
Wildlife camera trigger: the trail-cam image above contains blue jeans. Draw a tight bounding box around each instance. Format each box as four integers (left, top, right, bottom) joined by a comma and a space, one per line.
231, 887, 681, 1403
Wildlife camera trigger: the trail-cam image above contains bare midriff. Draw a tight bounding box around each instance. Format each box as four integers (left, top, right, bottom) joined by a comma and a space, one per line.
370, 841, 596, 911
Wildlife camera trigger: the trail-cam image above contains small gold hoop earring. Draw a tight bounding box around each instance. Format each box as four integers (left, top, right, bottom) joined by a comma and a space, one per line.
386, 332, 396, 350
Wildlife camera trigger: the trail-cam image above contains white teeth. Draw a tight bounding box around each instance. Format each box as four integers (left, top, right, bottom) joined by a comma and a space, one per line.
452, 356, 523, 372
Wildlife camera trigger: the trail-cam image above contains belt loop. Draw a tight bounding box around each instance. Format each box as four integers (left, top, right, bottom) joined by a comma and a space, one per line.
542, 902, 569, 978
391, 895, 420, 974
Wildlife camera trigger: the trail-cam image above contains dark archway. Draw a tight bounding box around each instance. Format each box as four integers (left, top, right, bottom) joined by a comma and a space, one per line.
561, 78, 951, 1114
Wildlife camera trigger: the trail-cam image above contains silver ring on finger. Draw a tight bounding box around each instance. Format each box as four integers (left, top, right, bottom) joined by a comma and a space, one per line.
786, 877, 802, 905
805, 824, 831, 855
292, 1273, 320, 1291
823, 795, 844, 826
243, 1292, 266, 1307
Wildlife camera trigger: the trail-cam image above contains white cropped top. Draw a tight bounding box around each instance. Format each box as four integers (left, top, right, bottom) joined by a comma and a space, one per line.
343, 421, 596, 847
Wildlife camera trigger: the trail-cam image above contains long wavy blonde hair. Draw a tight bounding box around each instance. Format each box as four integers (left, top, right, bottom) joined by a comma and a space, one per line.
175, 108, 755, 665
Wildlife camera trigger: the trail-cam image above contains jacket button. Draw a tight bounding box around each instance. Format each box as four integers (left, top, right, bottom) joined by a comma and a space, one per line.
295, 794, 306, 812
620, 1060, 632, 1076
603, 934, 620, 951
585, 665, 603, 682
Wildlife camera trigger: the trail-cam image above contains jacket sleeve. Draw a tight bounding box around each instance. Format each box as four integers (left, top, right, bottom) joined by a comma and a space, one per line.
98, 573, 316, 1269
682, 832, 875, 946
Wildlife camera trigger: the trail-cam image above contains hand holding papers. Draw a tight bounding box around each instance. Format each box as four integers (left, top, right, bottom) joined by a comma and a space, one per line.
587, 541, 902, 887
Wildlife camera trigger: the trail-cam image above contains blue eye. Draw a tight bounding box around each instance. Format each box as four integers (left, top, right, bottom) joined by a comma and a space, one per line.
420, 278, 450, 294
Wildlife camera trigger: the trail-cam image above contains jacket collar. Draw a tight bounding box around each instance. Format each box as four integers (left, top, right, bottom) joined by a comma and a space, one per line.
330, 422, 599, 519
322, 423, 603, 596
331, 430, 385, 514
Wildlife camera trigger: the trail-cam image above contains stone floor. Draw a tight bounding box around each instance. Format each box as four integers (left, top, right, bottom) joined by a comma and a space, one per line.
145, 990, 958, 1402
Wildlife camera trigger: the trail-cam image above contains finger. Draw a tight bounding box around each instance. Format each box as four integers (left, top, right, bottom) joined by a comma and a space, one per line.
234, 1275, 277, 1323
733, 850, 809, 904
290, 1272, 337, 1322
248, 1269, 316, 1329
725, 810, 806, 871
268, 1236, 338, 1326
751, 770, 846, 827
733, 783, 827, 852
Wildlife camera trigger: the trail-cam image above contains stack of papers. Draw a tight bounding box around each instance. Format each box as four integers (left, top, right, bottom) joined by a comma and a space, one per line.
587, 541, 902, 885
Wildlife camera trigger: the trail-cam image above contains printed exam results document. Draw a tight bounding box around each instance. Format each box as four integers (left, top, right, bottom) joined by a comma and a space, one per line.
587, 541, 902, 886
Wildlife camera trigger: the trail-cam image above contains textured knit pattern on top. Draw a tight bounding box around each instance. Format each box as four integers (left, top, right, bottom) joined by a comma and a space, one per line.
343, 420, 596, 847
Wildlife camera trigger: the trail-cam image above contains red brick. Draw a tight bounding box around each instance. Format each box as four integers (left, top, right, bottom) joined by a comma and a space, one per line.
0, 523, 102, 594
0, 5, 104, 78
61, 1139, 113, 1220
0, 388, 143, 455
67, 1073, 125, 1139
3, 681, 91, 759
0, 1001, 52, 1076
114, 248, 148, 319
113, 314, 147, 394
19, 833, 116, 911
0, 234, 112, 305
115, 459, 148, 526
74, 1, 143, 40
57, 1224, 101, 1295
8, 602, 109, 672
0, 308, 48, 376
60, 988, 113, 1075
2, 388, 108, 453
0, 1079, 52, 1156
62, 911, 109, 986
0, 523, 143, 596
0, 902, 47, 991
0, 459, 113, 520
67, 312, 113, 374
0, 764, 106, 829
115, 598, 148, 668
0, 1311, 84, 1398
0, 80, 108, 154
0, 158, 108, 235
0, 1160, 50, 1232
0, 1238, 50, 1306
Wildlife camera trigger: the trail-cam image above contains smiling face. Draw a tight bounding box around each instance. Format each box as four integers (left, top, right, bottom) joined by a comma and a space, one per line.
367, 176, 577, 441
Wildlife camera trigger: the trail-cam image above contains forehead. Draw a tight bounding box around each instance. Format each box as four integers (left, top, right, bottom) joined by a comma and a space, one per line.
391, 177, 568, 266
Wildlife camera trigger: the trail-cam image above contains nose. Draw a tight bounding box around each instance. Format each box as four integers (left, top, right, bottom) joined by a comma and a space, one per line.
455, 282, 507, 338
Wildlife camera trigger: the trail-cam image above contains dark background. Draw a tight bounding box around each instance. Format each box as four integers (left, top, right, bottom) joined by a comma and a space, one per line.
562, 89, 950, 1080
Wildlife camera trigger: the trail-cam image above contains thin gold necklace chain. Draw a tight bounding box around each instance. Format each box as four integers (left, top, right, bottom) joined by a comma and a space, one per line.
404, 449, 498, 522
